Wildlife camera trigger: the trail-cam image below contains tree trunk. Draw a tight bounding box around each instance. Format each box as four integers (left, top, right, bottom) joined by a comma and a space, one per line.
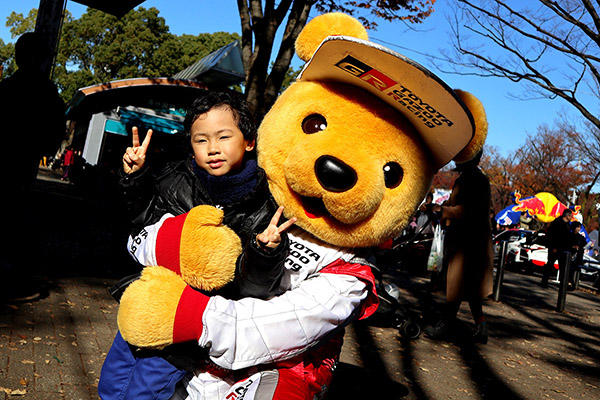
237, 0, 313, 119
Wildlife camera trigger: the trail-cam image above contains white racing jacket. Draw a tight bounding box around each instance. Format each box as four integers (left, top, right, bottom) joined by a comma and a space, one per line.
127, 218, 378, 398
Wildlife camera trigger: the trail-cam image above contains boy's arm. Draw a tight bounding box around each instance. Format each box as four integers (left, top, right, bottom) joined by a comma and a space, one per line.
235, 206, 295, 299
235, 232, 289, 298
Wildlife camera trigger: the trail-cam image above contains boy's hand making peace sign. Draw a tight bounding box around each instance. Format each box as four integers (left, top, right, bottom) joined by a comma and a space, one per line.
256, 206, 297, 249
123, 126, 153, 174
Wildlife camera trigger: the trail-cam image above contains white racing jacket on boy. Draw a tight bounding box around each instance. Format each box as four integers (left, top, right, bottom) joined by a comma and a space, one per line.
127, 218, 378, 372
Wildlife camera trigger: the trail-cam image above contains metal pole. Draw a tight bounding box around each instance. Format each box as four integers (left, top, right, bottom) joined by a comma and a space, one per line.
556, 251, 571, 312
493, 240, 507, 302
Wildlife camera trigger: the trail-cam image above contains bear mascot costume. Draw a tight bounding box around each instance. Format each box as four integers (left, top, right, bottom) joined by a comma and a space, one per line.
113, 12, 488, 400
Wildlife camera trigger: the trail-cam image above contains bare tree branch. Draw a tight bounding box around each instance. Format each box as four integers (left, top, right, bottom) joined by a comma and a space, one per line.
538, 0, 600, 47
444, 0, 600, 132
239, 0, 435, 118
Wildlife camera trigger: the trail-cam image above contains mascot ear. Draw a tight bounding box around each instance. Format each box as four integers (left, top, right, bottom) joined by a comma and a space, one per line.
452, 90, 488, 164
295, 12, 368, 62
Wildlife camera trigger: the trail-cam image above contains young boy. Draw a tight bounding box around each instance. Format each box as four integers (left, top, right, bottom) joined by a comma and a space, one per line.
99, 90, 295, 400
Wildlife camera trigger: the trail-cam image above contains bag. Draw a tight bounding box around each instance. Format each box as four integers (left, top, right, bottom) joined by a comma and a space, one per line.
427, 224, 444, 272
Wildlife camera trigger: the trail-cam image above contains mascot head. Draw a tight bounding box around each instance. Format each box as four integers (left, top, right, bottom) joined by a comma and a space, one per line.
258, 13, 487, 247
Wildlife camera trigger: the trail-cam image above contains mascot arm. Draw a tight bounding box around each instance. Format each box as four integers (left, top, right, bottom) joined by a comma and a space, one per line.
201, 262, 375, 370
127, 206, 240, 281
127, 213, 174, 266
119, 260, 377, 368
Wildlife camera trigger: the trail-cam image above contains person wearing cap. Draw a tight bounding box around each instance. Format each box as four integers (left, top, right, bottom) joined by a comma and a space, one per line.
425, 150, 493, 344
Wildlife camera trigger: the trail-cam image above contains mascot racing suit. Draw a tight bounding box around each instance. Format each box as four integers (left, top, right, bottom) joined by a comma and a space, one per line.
116, 216, 378, 400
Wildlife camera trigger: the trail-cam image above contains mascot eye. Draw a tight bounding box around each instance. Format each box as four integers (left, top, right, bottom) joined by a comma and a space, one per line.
302, 114, 327, 134
383, 162, 403, 189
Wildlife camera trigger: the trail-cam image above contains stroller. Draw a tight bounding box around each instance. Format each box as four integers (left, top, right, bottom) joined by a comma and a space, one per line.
368, 215, 438, 340
371, 263, 423, 339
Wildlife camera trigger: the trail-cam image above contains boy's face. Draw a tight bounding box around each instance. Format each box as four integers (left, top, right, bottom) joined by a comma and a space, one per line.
190, 106, 255, 176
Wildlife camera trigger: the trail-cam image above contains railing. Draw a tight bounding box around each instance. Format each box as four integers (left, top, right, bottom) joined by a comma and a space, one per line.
492, 241, 508, 302
492, 241, 597, 312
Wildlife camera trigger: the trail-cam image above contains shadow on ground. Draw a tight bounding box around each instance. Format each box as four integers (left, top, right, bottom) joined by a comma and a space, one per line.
6, 172, 600, 400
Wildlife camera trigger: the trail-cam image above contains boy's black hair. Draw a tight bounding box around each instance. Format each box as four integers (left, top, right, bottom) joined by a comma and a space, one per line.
184, 90, 257, 143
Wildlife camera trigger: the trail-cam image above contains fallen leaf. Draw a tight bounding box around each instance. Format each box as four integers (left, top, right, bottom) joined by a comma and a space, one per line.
20, 360, 34, 365
0, 387, 26, 395
19, 378, 27, 386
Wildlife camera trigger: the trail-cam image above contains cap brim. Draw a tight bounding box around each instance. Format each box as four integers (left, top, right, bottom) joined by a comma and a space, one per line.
298, 36, 474, 167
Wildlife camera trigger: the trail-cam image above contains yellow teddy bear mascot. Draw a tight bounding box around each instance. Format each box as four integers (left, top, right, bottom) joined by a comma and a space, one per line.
116, 12, 488, 400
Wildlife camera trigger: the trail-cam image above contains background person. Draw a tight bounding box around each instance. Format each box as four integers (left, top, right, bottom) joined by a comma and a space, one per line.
0, 32, 65, 303
424, 150, 493, 344
569, 221, 587, 289
588, 220, 599, 257
541, 208, 573, 288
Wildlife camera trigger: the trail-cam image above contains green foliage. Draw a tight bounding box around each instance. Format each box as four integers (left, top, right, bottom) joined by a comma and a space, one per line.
280, 64, 302, 93
0, 39, 15, 78
5, 7, 239, 102
6, 9, 37, 38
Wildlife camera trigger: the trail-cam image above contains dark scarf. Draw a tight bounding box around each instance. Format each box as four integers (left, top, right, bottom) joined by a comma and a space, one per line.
193, 158, 259, 205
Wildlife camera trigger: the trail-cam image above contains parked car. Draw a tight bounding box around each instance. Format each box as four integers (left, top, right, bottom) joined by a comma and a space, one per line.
492, 229, 534, 268
579, 254, 600, 284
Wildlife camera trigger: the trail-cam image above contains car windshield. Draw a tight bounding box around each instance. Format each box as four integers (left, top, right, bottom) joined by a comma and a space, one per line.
525, 232, 547, 246
495, 230, 531, 243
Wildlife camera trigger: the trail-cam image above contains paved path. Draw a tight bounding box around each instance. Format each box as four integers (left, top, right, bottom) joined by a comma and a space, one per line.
1, 173, 599, 399
1, 272, 598, 400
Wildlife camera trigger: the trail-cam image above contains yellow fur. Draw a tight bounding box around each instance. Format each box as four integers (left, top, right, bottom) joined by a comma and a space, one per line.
295, 13, 368, 62
258, 81, 433, 247
453, 90, 488, 163
179, 206, 241, 291
118, 266, 186, 348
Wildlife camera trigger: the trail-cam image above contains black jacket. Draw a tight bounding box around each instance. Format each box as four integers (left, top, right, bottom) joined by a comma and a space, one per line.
118, 158, 287, 299
546, 217, 571, 252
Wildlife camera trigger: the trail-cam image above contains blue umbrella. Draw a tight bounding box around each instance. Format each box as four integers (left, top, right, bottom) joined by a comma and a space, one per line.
495, 205, 522, 226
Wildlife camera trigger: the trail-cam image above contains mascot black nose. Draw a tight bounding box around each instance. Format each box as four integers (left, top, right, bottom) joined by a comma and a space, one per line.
314, 155, 357, 192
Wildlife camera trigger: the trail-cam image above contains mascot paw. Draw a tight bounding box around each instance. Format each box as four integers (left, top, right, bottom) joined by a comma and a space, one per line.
118, 266, 186, 348
179, 205, 242, 291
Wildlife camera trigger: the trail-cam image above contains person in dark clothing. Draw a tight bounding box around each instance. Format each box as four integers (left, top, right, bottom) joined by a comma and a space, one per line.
99, 90, 295, 400
61, 146, 75, 181
0, 32, 65, 303
541, 209, 573, 288
424, 151, 493, 344
416, 192, 435, 236
569, 221, 587, 289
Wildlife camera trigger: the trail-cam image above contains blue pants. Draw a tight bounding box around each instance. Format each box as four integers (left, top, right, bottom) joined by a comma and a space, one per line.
99, 331, 187, 400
